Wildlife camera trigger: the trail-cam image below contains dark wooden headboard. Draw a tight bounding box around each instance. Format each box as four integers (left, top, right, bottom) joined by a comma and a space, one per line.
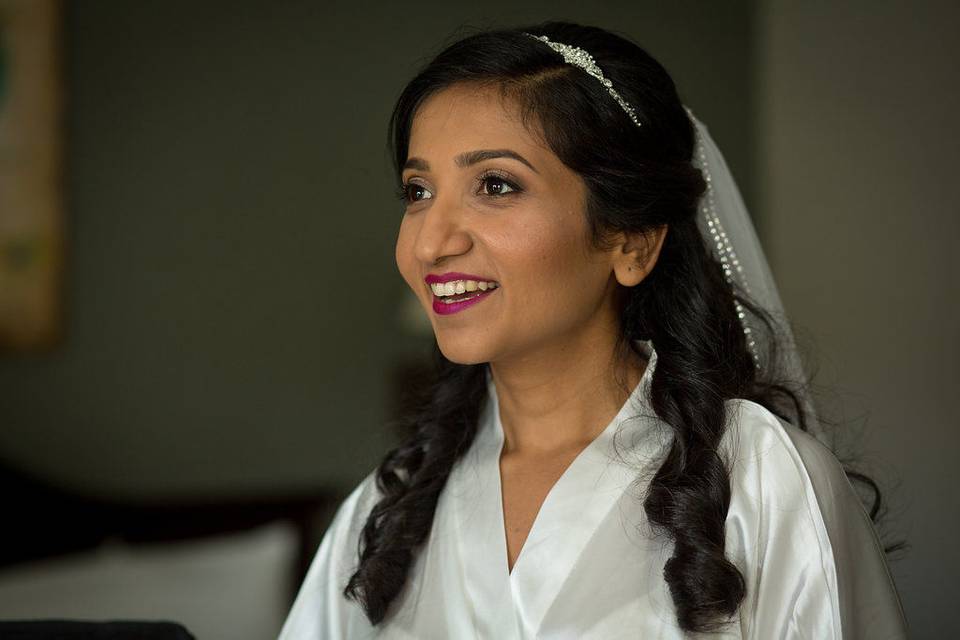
0, 458, 340, 603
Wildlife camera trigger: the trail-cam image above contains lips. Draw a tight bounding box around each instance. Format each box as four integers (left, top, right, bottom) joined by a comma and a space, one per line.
431, 285, 498, 316
425, 271, 497, 285
423, 272, 500, 316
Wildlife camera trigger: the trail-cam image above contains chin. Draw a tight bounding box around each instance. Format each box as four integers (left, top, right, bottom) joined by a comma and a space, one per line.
434, 332, 493, 366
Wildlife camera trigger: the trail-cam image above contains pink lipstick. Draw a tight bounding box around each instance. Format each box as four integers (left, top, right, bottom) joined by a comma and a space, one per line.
426, 272, 499, 316
425, 272, 494, 284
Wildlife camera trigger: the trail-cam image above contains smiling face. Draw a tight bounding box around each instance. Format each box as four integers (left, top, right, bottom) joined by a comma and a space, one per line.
394, 82, 631, 366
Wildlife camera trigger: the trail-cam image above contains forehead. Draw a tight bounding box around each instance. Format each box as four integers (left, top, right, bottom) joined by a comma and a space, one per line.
408, 83, 548, 161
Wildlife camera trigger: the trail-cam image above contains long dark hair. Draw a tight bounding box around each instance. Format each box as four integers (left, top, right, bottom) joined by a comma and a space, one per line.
344, 21, 902, 633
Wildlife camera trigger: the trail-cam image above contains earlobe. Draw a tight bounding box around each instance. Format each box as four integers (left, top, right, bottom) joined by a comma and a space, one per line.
613, 225, 668, 287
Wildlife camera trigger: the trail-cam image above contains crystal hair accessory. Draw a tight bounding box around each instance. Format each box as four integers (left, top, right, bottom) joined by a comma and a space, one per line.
523, 33, 642, 127
524, 32, 762, 369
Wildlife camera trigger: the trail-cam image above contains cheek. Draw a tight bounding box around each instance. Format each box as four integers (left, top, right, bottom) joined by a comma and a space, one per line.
501, 216, 607, 316
394, 216, 420, 292
506, 213, 596, 283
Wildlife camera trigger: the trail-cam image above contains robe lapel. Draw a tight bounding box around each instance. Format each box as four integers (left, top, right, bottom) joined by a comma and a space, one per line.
506, 345, 659, 636
448, 341, 659, 637
446, 383, 524, 638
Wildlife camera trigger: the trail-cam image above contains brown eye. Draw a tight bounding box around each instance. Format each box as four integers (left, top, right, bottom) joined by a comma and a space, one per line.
399, 182, 433, 203
478, 173, 520, 197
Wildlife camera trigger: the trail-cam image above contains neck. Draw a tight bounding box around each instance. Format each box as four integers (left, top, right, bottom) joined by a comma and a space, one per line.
488, 327, 647, 457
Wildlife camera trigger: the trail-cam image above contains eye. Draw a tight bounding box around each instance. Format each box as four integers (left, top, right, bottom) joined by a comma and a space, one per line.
396, 181, 433, 203
477, 171, 521, 197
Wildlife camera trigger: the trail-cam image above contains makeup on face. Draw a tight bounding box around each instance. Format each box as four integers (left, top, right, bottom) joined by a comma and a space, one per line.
425, 272, 500, 316
395, 84, 601, 365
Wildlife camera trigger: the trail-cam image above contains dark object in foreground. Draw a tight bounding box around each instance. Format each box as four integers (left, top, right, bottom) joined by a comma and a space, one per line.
0, 620, 195, 639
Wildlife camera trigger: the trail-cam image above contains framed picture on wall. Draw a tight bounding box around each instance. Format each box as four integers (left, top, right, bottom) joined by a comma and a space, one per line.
0, 0, 63, 351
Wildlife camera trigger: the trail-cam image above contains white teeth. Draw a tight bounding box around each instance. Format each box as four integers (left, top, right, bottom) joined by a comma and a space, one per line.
430, 279, 498, 297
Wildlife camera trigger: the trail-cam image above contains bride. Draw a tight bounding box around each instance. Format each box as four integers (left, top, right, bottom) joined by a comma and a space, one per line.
280, 21, 907, 639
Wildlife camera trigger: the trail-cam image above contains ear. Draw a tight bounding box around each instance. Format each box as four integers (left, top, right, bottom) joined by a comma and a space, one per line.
611, 225, 668, 287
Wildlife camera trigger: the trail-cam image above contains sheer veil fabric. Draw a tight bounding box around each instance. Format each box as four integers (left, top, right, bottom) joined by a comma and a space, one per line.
685, 109, 907, 636
686, 108, 818, 427
277, 111, 909, 638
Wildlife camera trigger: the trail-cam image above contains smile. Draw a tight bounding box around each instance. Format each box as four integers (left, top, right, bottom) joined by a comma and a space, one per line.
430, 279, 499, 297
431, 280, 499, 315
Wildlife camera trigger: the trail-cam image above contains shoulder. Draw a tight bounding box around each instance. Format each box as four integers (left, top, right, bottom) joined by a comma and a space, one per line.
720, 397, 864, 544
334, 468, 384, 538
304, 467, 383, 572
719, 399, 909, 638
721, 398, 850, 507
718, 399, 844, 584
719, 399, 846, 634
278, 468, 382, 639
316, 467, 384, 581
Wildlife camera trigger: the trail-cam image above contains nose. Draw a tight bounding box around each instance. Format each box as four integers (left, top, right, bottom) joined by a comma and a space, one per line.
413, 198, 473, 267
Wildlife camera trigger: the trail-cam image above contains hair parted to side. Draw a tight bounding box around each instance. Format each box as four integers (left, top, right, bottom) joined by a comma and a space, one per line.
344, 20, 902, 633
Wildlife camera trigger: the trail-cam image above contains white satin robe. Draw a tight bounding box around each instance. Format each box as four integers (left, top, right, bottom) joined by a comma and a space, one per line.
279, 342, 908, 639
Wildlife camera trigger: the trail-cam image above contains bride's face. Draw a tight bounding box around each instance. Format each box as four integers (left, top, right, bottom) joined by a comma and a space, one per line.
395, 83, 622, 365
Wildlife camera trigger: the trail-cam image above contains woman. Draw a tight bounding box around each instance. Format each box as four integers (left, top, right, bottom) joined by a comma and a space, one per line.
280, 22, 907, 639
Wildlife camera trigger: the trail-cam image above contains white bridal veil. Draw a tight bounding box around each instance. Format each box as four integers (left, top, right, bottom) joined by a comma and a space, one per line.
686, 107, 819, 429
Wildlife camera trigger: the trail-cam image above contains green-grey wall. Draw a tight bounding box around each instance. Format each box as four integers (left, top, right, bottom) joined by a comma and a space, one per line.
0, 1, 755, 498
757, 1, 959, 636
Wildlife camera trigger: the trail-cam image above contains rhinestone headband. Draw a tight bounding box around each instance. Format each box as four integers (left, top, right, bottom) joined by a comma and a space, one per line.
523, 33, 642, 127
524, 33, 761, 369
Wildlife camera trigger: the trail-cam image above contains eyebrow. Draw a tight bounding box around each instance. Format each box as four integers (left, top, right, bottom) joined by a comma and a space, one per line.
403, 148, 539, 174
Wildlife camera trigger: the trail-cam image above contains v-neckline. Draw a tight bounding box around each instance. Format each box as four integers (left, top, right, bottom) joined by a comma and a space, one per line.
479, 341, 659, 634
497, 418, 627, 578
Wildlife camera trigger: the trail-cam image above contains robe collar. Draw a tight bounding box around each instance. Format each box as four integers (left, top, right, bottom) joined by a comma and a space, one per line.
447, 340, 661, 637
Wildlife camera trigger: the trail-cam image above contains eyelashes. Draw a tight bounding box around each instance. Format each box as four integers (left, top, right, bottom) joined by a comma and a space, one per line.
396, 169, 524, 205
395, 182, 427, 203
473, 169, 522, 198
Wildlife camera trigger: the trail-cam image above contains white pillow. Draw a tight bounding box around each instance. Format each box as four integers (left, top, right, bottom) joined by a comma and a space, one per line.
0, 521, 299, 640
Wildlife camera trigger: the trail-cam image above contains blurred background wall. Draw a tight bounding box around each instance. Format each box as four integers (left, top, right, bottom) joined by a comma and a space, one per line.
0, 0, 954, 638
0, 0, 753, 499
756, 2, 959, 638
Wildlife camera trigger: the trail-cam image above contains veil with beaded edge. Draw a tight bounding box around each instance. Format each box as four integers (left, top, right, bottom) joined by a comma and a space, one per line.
684, 109, 911, 636
684, 107, 819, 434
